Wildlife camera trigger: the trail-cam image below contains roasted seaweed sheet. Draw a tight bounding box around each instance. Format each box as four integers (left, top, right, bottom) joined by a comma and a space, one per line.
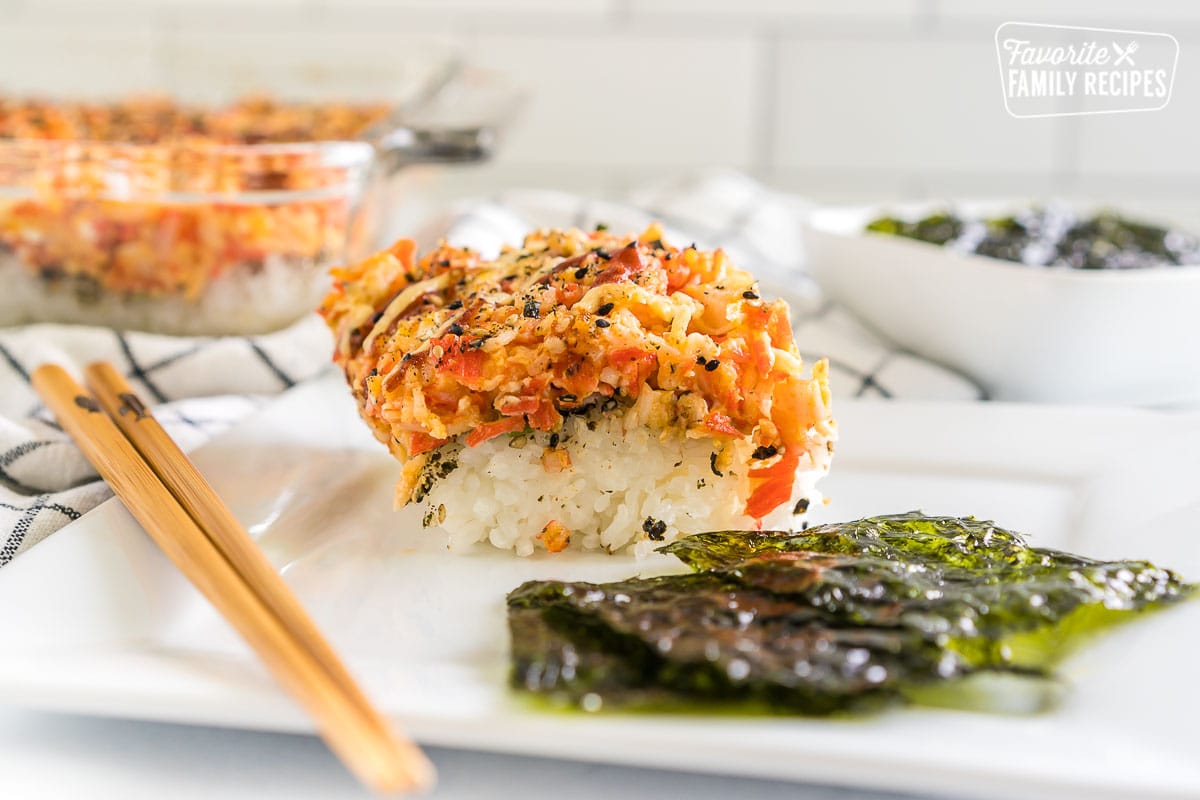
865, 208, 1200, 269
507, 513, 1194, 714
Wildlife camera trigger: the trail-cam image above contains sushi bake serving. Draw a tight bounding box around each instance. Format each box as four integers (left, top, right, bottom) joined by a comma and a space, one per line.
320, 225, 836, 556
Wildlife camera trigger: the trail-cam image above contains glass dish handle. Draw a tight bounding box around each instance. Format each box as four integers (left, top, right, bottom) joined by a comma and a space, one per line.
373, 68, 523, 171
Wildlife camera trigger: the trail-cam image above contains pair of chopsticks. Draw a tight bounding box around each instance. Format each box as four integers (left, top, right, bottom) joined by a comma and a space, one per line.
32, 362, 433, 795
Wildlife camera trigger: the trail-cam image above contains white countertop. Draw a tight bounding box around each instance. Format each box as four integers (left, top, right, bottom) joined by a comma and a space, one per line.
0, 708, 913, 800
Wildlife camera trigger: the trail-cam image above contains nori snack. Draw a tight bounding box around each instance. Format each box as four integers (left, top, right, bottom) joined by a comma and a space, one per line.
507, 512, 1194, 714
865, 208, 1200, 269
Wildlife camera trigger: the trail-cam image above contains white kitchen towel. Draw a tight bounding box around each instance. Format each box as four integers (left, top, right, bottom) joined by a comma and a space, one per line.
0, 171, 983, 565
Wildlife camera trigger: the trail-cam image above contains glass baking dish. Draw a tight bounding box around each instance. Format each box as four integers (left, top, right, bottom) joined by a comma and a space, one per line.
0, 63, 515, 336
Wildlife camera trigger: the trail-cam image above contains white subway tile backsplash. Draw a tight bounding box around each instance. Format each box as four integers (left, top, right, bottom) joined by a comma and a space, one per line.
331, 0, 612, 13
773, 39, 1062, 173
1076, 112, 1200, 178
632, 0, 921, 21
629, 0, 927, 37
0, 0, 1194, 205
468, 32, 763, 168
0, 24, 157, 97
160, 30, 465, 103
301, 0, 618, 37
936, 0, 1200, 25
1075, 43, 1200, 178
765, 170, 920, 204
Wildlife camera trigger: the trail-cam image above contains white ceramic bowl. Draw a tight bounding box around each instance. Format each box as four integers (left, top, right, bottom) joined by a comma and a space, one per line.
803, 202, 1200, 406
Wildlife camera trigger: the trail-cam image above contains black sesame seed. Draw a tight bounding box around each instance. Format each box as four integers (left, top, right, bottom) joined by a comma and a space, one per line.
522, 298, 540, 318
643, 517, 667, 541
709, 452, 723, 477
447, 299, 463, 310
549, 433, 560, 448
793, 497, 810, 515
448, 323, 464, 336
596, 302, 615, 316
704, 359, 720, 372
752, 445, 778, 460
595, 319, 611, 328
742, 290, 759, 300
574, 267, 589, 279
695, 355, 707, 366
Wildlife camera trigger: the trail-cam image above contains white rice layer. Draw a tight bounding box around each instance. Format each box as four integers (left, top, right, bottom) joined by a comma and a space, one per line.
0, 251, 329, 335
415, 407, 830, 558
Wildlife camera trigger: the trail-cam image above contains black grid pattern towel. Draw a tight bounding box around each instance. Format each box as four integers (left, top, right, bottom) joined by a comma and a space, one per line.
0, 318, 332, 565
0, 171, 982, 566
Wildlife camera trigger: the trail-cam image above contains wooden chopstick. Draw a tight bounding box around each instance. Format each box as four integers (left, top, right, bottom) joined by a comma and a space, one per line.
32, 364, 433, 795
82, 360, 419, 775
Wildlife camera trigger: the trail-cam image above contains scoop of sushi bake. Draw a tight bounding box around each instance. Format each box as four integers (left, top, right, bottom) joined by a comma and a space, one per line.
320, 225, 836, 556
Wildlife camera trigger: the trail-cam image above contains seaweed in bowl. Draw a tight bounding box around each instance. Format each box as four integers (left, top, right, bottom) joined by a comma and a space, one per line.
866, 207, 1200, 270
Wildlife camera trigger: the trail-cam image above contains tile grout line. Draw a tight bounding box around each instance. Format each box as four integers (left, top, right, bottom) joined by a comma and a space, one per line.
754, 34, 781, 178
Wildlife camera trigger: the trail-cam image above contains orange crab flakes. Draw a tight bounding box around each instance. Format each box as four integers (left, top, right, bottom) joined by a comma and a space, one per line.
537, 520, 572, 553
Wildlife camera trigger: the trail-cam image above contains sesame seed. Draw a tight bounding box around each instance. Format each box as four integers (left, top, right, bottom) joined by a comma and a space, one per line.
595, 319, 611, 328
704, 359, 720, 371
596, 302, 615, 316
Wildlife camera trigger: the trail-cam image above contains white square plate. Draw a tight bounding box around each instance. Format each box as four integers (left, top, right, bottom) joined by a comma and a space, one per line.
0, 374, 1197, 800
